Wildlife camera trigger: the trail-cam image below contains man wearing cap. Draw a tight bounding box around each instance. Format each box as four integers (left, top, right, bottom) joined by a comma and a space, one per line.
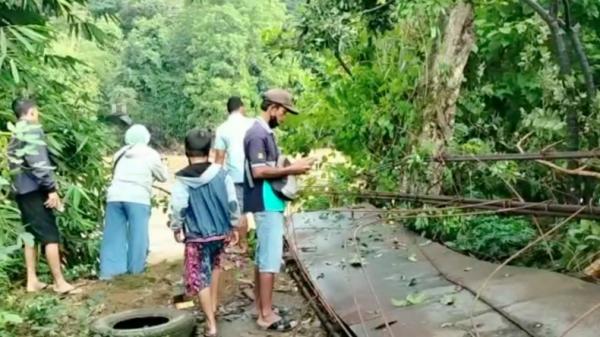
243, 89, 314, 331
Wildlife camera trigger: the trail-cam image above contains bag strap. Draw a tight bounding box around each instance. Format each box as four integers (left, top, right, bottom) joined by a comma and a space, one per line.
112, 145, 133, 176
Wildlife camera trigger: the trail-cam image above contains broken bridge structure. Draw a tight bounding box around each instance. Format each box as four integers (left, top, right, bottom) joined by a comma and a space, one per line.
287, 206, 600, 337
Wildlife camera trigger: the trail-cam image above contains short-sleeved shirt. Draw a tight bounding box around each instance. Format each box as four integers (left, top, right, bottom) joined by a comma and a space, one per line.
213, 112, 253, 183
243, 118, 286, 213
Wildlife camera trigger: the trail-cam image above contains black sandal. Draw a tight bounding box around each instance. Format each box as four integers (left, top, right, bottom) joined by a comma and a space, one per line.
250, 305, 290, 319
262, 318, 298, 332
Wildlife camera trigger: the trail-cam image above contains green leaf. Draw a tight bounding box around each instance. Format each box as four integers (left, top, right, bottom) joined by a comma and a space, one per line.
406, 292, 426, 305
0, 311, 24, 324
9, 59, 20, 83
391, 298, 409, 307
8, 27, 35, 52
392, 292, 427, 307
71, 187, 82, 210
0, 28, 7, 67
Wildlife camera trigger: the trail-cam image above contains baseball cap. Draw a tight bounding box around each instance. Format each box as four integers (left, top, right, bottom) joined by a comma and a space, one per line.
263, 89, 299, 114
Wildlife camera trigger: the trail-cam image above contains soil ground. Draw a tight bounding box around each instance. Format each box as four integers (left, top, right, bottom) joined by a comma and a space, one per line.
70, 261, 326, 337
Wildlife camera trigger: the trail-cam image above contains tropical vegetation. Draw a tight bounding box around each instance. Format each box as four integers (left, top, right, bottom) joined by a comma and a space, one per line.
0, 0, 598, 335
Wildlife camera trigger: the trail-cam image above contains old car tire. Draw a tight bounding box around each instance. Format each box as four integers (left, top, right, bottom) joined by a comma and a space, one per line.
90, 307, 196, 337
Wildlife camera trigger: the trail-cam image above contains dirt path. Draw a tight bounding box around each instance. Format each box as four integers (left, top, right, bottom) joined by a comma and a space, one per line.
147, 155, 186, 265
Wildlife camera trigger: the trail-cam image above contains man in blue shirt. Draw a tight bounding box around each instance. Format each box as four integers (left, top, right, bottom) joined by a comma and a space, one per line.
243, 89, 314, 331
213, 97, 253, 253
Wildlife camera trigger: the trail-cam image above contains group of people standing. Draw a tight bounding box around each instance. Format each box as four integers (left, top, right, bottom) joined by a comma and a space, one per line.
7, 89, 313, 336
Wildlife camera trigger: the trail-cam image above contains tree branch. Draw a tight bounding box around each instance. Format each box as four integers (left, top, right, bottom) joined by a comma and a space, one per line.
568, 26, 596, 101
517, 133, 600, 179
559, 302, 600, 337
561, 0, 572, 28
361, 1, 392, 15
549, 0, 559, 19
521, 0, 571, 75
334, 50, 353, 77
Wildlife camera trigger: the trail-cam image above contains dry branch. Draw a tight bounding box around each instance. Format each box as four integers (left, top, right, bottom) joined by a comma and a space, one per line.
516, 132, 600, 179
469, 207, 585, 337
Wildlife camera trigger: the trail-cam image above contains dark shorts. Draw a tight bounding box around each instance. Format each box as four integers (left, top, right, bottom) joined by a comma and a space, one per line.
184, 240, 226, 296
15, 190, 60, 245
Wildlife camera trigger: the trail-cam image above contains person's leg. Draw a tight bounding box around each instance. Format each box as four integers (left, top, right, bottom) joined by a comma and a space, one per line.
210, 267, 221, 314
99, 202, 128, 279
16, 192, 48, 292
186, 242, 218, 336
198, 287, 216, 335
231, 184, 248, 254
124, 202, 151, 274
253, 213, 264, 320
254, 266, 262, 319
238, 214, 249, 252
255, 212, 285, 327
258, 272, 277, 322
209, 240, 226, 315
24, 244, 45, 292
45, 243, 76, 292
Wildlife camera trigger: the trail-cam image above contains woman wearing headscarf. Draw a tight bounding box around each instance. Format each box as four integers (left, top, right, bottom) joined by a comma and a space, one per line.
99, 124, 168, 280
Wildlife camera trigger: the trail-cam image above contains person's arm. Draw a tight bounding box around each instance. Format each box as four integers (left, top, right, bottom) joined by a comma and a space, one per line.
150, 149, 168, 183
245, 136, 306, 179
252, 162, 313, 179
169, 179, 188, 232
23, 127, 57, 193
214, 150, 225, 165
224, 173, 240, 245
213, 129, 226, 165
224, 173, 240, 227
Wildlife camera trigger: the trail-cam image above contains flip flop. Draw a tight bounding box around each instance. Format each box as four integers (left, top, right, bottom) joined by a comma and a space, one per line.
250, 305, 290, 319
53, 285, 83, 296
261, 317, 298, 332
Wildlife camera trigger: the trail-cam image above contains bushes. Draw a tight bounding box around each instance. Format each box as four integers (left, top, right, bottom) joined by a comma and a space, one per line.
0, 6, 115, 332
405, 212, 600, 272
408, 214, 535, 262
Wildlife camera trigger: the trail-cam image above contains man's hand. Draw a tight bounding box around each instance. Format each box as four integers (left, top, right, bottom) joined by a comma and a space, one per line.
289, 157, 315, 175
174, 230, 185, 243
229, 229, 240, 247
44, 192, 61, 209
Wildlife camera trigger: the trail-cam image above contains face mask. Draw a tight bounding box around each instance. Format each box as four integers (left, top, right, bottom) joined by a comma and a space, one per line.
268, 115, 279, 129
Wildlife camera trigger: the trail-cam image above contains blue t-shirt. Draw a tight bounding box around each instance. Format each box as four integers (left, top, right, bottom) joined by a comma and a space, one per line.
243, 119, 286, 213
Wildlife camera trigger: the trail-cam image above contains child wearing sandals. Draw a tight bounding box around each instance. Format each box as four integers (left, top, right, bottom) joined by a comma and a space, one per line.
169, 128, 240, 337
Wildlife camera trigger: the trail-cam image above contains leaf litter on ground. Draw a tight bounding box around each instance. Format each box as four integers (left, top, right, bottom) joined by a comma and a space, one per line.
349, 254, 367, 267
440, 295, 455, 306
391, 292, 427, 307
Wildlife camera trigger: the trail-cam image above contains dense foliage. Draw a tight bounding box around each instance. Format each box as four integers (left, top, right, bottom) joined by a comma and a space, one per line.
0, 0, 599, 334
0, 1, 116, 333
280, 0, 600, 273
96, 0, 305, 145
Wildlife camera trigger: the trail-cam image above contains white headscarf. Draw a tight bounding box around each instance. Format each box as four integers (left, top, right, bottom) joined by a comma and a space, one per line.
125, 124, 151, 145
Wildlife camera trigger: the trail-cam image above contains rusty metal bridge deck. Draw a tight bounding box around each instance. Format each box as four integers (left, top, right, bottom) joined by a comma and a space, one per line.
288, 207, 600, 337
